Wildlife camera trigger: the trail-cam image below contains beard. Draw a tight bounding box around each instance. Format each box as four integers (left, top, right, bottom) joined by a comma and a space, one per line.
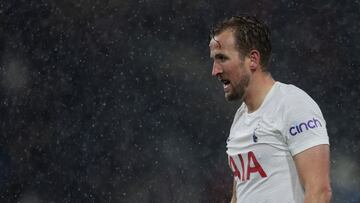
225, 72, 250, 102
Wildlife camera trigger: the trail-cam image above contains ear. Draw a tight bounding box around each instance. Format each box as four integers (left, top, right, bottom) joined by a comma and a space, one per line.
248, 50, 261, 71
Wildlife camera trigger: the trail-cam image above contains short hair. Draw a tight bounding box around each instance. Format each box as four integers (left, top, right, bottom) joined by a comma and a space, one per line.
210, 16, 272, 69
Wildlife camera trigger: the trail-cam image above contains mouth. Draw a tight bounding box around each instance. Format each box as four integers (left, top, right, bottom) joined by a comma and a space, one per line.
220, 79, 231, 90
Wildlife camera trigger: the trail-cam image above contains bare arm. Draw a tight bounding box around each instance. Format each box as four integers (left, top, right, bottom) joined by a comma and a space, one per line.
293, 144, 332, 203
230, 178, 236, 203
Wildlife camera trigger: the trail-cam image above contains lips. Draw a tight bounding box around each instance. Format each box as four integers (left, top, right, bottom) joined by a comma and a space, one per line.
221, 79, 230, 85
220, 79, 231, 91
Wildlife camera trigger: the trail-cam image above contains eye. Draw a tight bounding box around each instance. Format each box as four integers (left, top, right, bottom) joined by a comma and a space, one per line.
219, 55, 226, 62
215, 54, 228, 62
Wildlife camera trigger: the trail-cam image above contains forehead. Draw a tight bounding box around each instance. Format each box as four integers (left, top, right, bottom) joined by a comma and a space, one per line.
209, 29, 237, 53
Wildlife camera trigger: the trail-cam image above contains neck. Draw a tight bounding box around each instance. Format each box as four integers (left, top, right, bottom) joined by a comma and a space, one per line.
244, 71, 275, 113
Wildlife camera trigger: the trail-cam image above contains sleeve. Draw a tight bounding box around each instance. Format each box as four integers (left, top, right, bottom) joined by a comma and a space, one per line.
281, 92, 329, 156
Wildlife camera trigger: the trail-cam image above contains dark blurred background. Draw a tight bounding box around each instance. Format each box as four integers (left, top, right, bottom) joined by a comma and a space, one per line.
1, 0, 359, 202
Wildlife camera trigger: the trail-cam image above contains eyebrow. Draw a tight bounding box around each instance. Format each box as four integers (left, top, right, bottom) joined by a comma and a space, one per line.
210, 53, 228, 60
215, 53, 227, 58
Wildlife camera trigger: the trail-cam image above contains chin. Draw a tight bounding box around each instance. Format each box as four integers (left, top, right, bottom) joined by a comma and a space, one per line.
225, 93, 236, 101
225, 92, 243, 102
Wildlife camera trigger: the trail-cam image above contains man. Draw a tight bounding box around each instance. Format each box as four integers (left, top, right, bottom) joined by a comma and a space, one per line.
209, 16, 332, 203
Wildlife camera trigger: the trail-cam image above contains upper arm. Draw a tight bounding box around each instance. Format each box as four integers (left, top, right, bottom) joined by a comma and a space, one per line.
293, 144, 332, 201
280, 91, 329, 156
280, 88, 331, 202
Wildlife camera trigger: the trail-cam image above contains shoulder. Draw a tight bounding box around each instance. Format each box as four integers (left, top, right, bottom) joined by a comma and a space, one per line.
273, 82, 326, 132
270, 82, 325, 131
274, 82, 319, 110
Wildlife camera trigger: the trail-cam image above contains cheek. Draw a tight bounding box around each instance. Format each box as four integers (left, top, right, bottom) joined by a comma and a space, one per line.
232, 69, 245, 81
231, 68, 249, 85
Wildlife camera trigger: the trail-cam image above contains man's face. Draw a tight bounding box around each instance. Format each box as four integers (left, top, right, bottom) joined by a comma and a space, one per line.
209, 29, 251, 101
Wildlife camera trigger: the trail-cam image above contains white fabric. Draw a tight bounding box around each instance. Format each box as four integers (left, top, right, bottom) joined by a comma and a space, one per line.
226, 82, 329, 203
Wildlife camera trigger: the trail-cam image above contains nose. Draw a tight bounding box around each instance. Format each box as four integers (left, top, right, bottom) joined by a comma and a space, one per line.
212, 62, 222, 76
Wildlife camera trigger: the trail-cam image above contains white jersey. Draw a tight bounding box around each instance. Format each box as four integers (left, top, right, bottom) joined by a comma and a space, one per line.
227, 81, 329, 203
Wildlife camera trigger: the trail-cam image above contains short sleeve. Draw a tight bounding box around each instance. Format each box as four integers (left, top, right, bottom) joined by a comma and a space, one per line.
281, 91, 329, 156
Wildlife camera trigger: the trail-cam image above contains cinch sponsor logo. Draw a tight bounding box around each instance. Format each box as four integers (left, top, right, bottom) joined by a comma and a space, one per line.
289, 118, 322, 136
